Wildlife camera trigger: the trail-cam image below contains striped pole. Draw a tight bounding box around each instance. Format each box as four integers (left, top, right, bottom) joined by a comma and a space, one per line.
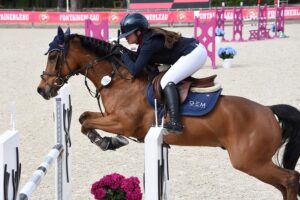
18, 144, 63, 200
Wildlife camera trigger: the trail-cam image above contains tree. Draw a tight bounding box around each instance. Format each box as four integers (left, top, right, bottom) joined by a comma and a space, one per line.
57, 0, 64, 10
70, 0, 81, 11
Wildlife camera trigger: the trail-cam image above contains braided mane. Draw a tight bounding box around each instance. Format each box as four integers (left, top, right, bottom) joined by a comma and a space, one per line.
67, 34, 112, 57
66, 34, 139, 63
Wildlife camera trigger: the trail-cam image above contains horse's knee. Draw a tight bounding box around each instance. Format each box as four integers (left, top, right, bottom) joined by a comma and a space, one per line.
79, 111, 90, 124
81, 121, 90, 135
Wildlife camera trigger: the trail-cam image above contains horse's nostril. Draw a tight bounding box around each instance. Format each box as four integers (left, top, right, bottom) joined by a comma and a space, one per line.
37, 87, 42, 95
37, 87, 46, 98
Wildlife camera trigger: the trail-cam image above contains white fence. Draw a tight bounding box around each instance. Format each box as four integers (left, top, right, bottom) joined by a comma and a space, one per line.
0, 84, 72, 200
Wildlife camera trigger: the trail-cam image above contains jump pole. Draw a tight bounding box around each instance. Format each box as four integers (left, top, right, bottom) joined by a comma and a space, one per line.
18, 144, 63, 200
144, 100, 170, 200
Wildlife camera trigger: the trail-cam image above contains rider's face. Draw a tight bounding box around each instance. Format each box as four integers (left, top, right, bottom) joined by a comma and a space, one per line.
126, 31, 140, 44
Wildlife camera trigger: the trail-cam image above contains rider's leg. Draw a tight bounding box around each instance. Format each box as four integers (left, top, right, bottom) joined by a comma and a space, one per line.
163, 82, 183, 133
160, 44, 207, 133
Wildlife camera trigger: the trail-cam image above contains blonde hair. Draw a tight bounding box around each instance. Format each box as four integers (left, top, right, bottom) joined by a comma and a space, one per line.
148, 27, 181, 49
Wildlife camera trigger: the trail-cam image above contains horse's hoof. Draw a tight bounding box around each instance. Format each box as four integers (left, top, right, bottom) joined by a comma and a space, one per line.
103, 135, 129, 151
97, 137, 110, 151
87, 130, 129, 151
87, 130, 110, 151
111, 135, 129, 147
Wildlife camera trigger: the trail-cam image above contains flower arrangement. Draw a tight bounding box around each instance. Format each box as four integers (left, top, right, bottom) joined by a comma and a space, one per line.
91, 173, 142, 200
215, 27, 225, 36
217, 46, 237, 60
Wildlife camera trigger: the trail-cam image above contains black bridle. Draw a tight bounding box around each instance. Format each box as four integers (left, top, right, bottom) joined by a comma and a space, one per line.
41, 43, 132, 116
41, 49, 82, 88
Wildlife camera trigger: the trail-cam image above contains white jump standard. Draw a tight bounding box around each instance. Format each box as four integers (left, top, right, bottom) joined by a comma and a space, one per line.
144, 100, 170, 200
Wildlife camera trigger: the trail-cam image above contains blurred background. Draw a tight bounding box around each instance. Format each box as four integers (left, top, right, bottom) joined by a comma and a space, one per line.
0, 0, 298, 11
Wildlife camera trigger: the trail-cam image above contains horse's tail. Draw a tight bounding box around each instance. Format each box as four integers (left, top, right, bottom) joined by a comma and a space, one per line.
270, 104, 300, 169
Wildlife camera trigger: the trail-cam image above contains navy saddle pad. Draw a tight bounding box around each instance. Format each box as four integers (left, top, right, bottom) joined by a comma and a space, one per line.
146, 83, 222, 117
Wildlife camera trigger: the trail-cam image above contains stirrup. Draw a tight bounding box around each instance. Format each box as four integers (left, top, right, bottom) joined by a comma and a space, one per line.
163, 121, 183, 134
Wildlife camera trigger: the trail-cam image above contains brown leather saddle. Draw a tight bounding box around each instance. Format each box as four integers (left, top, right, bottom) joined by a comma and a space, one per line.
152, 72, 217, 104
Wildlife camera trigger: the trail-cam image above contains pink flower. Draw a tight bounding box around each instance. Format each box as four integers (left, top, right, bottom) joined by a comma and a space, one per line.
91, 182, 106, 200
121, 177, 142, 200
91, 173, 142, 200
126, 192, 143, 200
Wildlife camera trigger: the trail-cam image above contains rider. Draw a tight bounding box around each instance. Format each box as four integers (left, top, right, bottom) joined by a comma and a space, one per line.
119, 12, 207, 134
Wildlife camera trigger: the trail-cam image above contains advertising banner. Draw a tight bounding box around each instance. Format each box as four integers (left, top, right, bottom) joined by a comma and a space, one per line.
0, 6, 299, 25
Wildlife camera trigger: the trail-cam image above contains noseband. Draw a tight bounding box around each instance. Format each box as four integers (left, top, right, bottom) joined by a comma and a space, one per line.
40, 49, 75, 88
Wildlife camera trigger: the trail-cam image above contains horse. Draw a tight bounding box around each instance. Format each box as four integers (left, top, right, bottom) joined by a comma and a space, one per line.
37, 27, 300, 200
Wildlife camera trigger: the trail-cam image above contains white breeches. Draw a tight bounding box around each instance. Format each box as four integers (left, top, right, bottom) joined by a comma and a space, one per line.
160, 43, 207, 89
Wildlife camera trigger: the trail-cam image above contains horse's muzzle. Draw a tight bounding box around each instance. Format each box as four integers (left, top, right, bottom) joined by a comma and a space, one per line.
37, 86, 57, 100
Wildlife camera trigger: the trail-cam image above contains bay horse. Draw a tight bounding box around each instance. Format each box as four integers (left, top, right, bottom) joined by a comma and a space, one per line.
37, 27, 300, 199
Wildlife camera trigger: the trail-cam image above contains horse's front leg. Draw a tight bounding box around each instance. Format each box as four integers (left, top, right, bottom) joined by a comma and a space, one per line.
79, 111, 129, 151
79, 111, 102, 124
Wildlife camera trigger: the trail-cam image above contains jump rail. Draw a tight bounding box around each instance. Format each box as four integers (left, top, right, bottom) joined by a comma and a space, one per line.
18, 144, 63, 200
0, 84, 72, 200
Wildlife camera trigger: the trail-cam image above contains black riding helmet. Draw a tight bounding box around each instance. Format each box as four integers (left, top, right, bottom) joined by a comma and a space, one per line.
119, 12, 149, 38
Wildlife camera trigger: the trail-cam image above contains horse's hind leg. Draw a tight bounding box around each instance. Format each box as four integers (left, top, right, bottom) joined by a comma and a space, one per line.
237, 160, 299, 200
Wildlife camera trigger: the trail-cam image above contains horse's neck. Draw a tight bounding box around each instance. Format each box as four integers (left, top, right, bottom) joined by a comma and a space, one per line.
86, 63, 148, 113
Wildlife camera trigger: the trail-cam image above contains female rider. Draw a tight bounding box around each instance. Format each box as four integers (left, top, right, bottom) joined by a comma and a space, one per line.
119, 12, 207, 134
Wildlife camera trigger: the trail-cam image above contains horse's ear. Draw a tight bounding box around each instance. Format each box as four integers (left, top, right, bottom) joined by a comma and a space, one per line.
65, 27, 71, 36
57, 26, 65, 45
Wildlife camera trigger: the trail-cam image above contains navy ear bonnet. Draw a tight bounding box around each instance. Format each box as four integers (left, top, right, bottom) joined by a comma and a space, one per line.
45, 26, 70, 55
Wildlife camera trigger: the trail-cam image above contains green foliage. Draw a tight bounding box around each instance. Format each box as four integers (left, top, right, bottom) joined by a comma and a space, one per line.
104, 188, 125, 200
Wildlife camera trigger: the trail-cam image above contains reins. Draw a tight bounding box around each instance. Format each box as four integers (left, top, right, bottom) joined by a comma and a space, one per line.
42, 37, 141, 143
81, 46, 133, 117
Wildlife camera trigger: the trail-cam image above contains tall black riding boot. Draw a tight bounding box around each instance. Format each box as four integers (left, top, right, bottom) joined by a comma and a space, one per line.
163, 82, 183, 134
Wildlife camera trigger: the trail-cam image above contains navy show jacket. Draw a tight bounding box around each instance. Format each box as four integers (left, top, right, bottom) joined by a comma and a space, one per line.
121, 30, 199, 76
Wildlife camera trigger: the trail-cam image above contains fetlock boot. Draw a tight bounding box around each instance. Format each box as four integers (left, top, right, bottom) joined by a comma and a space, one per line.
163, 82, 183, 134
87, 130, 129, 151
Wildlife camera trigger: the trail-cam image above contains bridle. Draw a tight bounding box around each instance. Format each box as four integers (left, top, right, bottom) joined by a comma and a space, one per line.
40, 42, 132, 116
41, 39, 142, 144
41, 48, 81, 88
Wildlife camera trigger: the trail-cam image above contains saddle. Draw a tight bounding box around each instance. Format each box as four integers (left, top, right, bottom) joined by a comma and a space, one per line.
152, 72, 219, 104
